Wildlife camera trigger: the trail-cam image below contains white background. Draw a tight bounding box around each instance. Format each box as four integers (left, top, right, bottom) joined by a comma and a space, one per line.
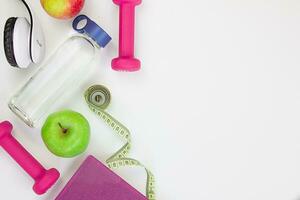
1, 0, 300, 199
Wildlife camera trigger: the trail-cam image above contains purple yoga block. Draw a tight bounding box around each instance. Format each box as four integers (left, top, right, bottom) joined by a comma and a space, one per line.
55, 155, 147, 200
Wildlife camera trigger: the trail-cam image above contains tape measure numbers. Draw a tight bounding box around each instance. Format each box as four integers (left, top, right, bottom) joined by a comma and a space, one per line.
84, 85, 155, 200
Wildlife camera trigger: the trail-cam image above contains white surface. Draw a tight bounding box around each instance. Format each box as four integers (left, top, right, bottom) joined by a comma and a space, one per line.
1, 0, 300, 199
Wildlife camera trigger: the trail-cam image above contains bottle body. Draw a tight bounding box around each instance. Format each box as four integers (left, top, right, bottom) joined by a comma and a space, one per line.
9, 35, 95, 127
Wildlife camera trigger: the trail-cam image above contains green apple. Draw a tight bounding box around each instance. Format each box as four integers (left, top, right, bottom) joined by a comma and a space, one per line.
42, 110, 90, 158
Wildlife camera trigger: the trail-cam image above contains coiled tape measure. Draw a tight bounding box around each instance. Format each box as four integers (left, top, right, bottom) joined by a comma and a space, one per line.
84, 85, 155, 200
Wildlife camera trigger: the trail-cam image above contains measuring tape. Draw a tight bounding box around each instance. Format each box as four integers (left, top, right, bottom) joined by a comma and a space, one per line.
84, 85, 155, 200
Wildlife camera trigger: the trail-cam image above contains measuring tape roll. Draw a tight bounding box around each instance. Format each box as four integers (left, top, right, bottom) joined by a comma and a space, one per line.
84, 85, 155, 200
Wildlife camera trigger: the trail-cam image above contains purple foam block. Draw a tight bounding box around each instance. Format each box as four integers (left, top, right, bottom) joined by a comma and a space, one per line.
55, 155, 147, 200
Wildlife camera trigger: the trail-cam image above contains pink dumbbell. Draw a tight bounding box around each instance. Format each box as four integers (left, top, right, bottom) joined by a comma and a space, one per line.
112, 0, 142, 72
0, 121, 60, 195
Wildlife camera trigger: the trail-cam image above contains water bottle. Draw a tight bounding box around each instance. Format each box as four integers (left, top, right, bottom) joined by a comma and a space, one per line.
8, 15, 111, 127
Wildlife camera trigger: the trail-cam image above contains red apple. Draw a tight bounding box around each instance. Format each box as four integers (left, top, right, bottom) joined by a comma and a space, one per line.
41, 0, 85, 20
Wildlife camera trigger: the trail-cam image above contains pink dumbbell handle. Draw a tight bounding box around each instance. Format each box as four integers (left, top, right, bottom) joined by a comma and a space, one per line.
0, 121, 60, 195
112, 0, 141, 72
119, 3, 136, 57
1, 135, 45, 180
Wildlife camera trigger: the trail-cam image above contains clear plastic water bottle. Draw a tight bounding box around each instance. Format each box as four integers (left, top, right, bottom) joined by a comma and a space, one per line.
8, 15, 111, 127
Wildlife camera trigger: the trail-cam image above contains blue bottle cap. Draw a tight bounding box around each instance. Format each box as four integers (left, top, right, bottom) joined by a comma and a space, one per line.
72, 15, 112, 48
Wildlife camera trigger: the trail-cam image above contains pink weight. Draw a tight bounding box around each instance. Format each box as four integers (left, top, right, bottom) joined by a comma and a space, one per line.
112, 0, 142, 72
0, 121, 60, 195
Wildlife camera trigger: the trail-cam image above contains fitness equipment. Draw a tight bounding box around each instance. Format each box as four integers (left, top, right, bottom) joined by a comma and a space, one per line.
85, 85, 155, 200
56, 155, 147, 200
9, 15, 111, 127
0, 121, 60, 195
112, 0, 142, 72
3, 0, 45, 69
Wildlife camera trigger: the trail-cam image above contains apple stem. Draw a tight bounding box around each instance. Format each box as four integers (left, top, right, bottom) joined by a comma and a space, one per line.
58, 123, 68, 134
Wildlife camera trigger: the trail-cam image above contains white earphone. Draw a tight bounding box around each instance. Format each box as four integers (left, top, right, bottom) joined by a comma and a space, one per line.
3, 0, 45, 68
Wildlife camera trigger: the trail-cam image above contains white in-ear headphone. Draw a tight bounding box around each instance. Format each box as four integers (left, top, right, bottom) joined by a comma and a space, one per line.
3, 0, 45, 69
